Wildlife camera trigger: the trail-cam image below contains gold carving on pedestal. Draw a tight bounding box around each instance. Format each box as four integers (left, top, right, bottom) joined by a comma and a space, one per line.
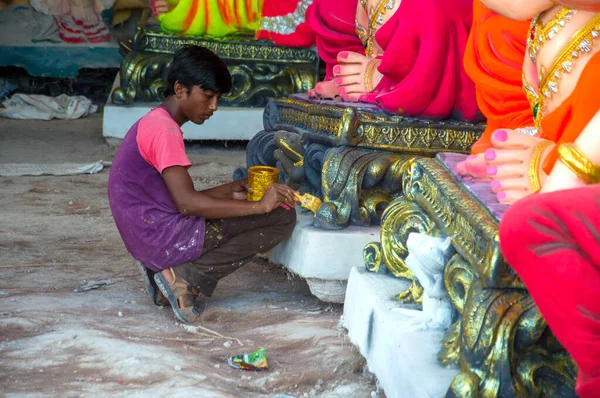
363, 193, 439, 304
272, 97, 484, 155
112, 19, 318, 106
314, 146, 413, 229
364, 157, 578, 397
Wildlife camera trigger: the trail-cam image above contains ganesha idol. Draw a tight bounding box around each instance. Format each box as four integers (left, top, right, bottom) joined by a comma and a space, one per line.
457, 0, 600, 204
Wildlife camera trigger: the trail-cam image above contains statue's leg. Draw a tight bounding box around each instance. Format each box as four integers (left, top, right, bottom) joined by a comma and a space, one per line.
500, 186, 600, 397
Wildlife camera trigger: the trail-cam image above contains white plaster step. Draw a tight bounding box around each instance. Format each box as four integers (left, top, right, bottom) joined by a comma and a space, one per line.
102, 78, 263, 142
270, 210, 380, 303
343, 267, 458, 398
103, 102, 263, 142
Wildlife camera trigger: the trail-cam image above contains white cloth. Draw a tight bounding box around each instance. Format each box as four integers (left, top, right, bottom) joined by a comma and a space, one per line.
0, 161, 104, 176
0, 94, 97, 120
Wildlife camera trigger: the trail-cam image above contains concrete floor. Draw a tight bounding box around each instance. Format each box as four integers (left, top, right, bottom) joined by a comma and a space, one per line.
0, 111, 382, 397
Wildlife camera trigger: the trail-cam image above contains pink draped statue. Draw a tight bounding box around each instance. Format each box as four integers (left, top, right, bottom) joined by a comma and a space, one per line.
359, 0, 479, 120
267, 0, 480, 122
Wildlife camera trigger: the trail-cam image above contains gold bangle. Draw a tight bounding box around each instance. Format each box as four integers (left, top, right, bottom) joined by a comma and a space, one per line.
558, 143, 600, 184
364, 59, 379, 93
528, 140, 554, 193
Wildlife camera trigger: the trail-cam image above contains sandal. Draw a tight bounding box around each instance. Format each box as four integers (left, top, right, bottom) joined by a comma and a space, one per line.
137, 262, 170, 307
154, 269, 204, 324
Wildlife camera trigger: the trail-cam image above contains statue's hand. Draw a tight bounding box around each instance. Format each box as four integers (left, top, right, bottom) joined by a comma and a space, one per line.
333, 51, 382, 102
484, 129, 554, 204
151, 0, 169, 17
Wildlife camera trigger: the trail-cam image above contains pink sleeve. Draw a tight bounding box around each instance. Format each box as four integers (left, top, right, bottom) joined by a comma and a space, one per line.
136, 110, 192, 174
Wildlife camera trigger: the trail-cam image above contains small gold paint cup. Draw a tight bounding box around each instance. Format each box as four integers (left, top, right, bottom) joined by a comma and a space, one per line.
247, 166, 280, 202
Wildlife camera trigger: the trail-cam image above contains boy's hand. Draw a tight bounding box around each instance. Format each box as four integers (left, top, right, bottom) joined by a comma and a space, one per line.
231, 179, 252, 200
259, 183, 298, 213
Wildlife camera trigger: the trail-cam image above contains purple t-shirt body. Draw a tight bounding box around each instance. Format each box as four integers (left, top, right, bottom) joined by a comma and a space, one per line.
107, 109, 205, 271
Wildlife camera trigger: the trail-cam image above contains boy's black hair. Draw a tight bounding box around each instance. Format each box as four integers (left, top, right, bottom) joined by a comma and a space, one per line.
163, 45, 232, 97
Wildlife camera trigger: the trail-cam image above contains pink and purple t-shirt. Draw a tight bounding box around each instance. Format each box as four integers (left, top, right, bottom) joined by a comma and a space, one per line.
108, 108, 205, 271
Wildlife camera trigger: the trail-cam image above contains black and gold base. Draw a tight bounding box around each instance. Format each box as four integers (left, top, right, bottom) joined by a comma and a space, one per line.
111, 16, 319, 107
239, 96, 485, 229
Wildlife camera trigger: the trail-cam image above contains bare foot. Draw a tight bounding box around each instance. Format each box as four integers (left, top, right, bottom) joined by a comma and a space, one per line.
334, 51, 382, 102
151, 0, 170, 17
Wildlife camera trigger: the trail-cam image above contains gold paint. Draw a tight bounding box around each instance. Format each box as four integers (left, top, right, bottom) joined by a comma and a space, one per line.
277, 139, 305, 168
295, 192, 322, 214
247, 166, 279, 202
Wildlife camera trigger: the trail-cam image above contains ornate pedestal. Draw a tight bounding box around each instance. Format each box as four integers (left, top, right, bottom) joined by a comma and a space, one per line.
242, 95, 576, 396
238, 95, 485, 230
365, 153, 577, 397
111, 24, 319, 107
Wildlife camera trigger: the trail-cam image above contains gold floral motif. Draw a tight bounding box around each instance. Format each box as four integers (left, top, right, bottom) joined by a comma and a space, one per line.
316, 147, 412, 229
272, 98, 484, 155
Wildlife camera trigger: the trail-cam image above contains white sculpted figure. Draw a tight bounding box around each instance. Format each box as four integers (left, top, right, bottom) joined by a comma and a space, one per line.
394, 233, 456, 331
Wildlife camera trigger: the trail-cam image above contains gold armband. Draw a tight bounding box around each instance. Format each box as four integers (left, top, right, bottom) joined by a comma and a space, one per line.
528, 140, 554, 193
558, 143, 600, 184
364, 59, 379, 93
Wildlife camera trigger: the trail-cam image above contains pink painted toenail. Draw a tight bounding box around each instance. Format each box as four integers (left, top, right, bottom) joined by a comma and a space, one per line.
487, 166, 497, 176
333, 66, 341, 74
338, 52, 349, 59
335, 78, 342, 85
497, 191, 506, 201
484, 149, 496, 161
493, 129, 508, 142
491, 180, 501, 191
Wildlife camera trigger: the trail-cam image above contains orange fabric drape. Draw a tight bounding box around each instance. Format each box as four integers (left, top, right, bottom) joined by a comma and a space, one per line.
464, 1, 533, 154
540, 50, 600, 173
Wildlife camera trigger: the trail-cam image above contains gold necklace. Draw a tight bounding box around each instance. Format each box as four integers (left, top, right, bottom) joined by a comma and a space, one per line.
524, 14, 600, 130
528, 8, 577, 64
356, 0, 395, 57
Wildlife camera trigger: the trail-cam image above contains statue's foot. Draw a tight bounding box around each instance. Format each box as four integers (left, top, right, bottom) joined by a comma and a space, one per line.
456, 153, 490, 180
150, 0, 169, 17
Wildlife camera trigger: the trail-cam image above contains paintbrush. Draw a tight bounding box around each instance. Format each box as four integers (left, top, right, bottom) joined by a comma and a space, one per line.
294, 192, 322, 214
